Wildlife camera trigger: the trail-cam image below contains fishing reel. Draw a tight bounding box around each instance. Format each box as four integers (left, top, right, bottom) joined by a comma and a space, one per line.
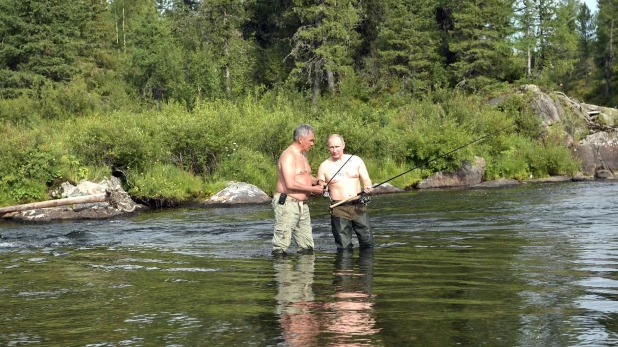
322, 189, 330, 198
359, 196, 372, 205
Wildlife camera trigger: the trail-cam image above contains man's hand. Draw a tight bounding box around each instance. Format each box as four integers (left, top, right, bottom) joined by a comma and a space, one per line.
363, 187, 374, 194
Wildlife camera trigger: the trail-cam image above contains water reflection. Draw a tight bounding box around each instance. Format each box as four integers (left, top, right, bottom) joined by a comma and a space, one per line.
325, 249, 381, 346
274, 254, 319, 345
274, 250, 380, 346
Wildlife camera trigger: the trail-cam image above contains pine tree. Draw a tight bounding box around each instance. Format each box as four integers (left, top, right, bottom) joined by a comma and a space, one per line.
377, 0, 442, 95
597, 0, 618, 98
443, 0, 516, 91
288, 0, 362, 106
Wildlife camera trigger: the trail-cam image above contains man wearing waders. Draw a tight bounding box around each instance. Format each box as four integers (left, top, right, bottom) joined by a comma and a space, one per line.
317, 134, 374, 250
272, 124, 326, 255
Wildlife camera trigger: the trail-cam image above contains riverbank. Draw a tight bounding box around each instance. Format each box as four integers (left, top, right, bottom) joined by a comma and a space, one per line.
2, 86, 588, 210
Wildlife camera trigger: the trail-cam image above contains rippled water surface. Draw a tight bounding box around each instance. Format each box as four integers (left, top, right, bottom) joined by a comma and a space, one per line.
2, 181, 618, 346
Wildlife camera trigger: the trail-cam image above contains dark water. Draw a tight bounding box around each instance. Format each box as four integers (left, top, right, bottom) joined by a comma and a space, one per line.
2, 181, 618, 346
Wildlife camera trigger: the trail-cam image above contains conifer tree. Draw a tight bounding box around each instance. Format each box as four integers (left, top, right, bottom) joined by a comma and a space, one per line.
597, 0, 618, 98
0, 0, 98, 97
443, 0, 516, 91
377, 0, 442, 95
288, 0, 362, 106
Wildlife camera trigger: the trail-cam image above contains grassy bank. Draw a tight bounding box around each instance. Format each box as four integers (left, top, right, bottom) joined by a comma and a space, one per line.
0, 88, 582, 208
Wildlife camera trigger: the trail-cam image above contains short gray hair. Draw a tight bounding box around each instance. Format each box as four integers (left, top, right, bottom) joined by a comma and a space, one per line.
328, 134, 345, 144
293, 124, 314, 141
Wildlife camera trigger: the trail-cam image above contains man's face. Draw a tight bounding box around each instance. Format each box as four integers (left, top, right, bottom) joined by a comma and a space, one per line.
299, 131, 315, 152
328, 137, 345, 160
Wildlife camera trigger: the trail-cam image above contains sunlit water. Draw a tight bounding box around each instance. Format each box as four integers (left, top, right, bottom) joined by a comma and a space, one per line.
1, 181, 618, 346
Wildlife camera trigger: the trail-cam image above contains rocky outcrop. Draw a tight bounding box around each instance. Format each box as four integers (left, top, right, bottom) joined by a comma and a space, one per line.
571, 132, 618, 176
522, 85, 618, 178
415, 157, 486, 189
202, 181, 271, 206
2, 177, 144, 223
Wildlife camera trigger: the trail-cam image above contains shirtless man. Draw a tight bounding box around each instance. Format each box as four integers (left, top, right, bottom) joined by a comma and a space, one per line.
272, 124, 326, 255
317, 134, 374, 250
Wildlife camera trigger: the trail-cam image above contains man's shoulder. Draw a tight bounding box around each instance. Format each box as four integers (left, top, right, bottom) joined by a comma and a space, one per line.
280, 146, 295, 158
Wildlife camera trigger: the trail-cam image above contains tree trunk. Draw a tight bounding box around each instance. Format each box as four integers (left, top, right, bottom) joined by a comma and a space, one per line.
327, 69, 336, 96
606, 19, 614, 98
224, 10, 231, 99
0, 194, 108, 215
122, 7, 126, 53
312, 72, 320, 108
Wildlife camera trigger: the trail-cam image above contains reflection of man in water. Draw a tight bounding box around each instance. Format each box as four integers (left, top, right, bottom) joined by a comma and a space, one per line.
274, 251, 380, 346
274, 255, 319, 345
325, 249, 380, 345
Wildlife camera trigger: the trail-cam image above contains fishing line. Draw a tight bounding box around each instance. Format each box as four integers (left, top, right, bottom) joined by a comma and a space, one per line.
329, 123, 514, 208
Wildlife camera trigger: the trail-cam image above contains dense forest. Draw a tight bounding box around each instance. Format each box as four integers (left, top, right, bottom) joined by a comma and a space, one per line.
0, 0, 611, 207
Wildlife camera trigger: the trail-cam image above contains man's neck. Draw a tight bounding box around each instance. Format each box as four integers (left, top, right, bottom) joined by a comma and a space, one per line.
292, 143, 305, 155
332, 154, 347, 163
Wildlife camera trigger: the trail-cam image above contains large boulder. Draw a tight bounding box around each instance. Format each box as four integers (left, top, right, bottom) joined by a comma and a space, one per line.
572, 131, 618, 176
521, 85, 563, 126
202, 182, 271, 207
415, 156, 486, 189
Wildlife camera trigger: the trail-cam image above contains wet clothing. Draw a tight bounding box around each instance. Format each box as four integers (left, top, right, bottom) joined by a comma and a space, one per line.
330, 200, 373, 250
272, 193, 314, 254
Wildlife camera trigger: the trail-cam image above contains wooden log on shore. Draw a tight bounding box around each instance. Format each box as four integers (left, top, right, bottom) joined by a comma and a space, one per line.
0, 193, 108, 215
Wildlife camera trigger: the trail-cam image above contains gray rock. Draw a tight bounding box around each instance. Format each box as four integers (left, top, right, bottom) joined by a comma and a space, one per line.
471, 178, 521, 189
572, 172, 595, 181
415, 156, 486, 189
572, 132, 618, 175
595, 169, 614, 179
5, 178, 143, 223
521, 84, 563, 126
371, 183, 404, 194
203, 181, 271, 206
523, 175, 572, 183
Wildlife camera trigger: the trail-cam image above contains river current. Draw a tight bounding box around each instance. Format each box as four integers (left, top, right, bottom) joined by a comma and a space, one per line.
1, 181, 618, 346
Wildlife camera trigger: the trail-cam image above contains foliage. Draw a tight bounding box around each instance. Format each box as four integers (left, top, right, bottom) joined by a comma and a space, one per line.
215, 148, 277, 195
127, 162, 204, 206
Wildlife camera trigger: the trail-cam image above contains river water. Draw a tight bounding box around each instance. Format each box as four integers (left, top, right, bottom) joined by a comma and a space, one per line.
1, 181, 618, 346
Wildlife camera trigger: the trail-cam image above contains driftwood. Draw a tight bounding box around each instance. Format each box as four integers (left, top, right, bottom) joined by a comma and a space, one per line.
0, 193, 109, 215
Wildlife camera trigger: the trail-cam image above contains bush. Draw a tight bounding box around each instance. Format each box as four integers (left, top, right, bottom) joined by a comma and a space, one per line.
215, 148, 277, 194
127, 162, 204, 206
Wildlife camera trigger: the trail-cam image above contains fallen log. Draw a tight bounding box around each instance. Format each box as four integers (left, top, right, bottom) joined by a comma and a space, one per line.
0, 193, 108, 215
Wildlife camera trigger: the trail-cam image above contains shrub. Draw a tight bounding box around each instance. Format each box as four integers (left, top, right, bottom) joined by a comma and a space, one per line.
215, 148, 277, 194
127, 163, 204, 206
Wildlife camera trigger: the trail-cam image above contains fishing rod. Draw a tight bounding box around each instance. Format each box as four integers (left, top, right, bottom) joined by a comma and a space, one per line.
329, 123, 515, 208
321, 126, 382, 196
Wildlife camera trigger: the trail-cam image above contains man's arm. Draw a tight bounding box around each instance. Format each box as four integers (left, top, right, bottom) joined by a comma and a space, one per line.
316, 163, 327, 186
357, 157, 373, 193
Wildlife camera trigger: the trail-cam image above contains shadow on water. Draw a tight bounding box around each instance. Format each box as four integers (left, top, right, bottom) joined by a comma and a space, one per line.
2, 181, 618, 345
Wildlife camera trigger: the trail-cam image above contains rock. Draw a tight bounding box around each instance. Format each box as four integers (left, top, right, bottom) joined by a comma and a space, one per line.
521, 84, 562, 126
572, 132, 618, 175
203, 182, 271, 206
471, 178, 521, 189
371, 183, 404, 194
415, 156, 486, 189
595, 169, 614, 179
523, 175, 572, 183
4, 178, 143, 223
572, 172, 594, 181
